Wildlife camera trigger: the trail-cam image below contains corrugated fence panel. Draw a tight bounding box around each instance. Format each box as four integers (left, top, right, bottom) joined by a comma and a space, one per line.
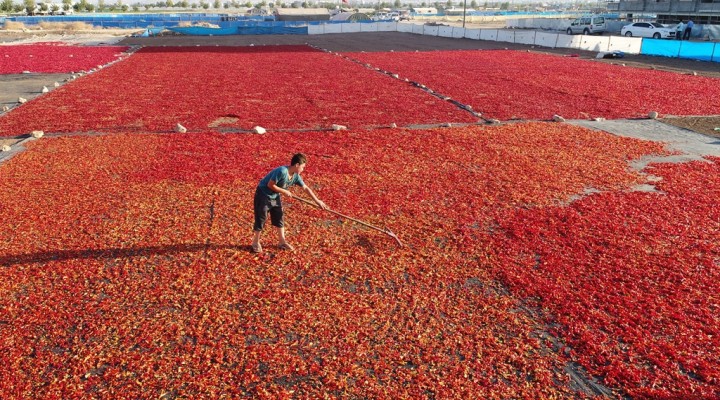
452, 27, 465, 38
412, 24, 424, 34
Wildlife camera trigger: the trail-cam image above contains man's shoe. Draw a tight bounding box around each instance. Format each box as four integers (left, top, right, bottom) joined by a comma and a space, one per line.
251, 243, 263, 253
278, 243, 295, 251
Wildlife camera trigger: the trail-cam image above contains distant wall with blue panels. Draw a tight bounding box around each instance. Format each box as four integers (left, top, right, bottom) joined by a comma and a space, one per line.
640, 38, 720, 63
7, 13, 271, 29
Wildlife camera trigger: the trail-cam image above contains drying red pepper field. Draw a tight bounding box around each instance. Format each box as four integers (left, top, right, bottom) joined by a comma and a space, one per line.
0, 43, 718, 399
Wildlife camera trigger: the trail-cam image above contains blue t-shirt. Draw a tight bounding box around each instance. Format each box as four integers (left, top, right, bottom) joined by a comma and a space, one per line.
257, 166, 305, 199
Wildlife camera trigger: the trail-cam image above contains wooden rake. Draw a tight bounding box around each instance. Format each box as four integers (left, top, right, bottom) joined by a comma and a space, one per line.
294, 196, 402, 247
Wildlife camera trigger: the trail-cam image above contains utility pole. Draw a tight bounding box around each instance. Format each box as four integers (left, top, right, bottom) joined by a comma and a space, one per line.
462, 0, 467, 27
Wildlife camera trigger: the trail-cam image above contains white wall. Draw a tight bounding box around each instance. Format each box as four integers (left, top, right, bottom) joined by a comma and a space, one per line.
514, 31, 536, 45
480, 29, 498, 41
360, 23, 378, 32
323, 23, 342, 34
397, 22, 414, 33
464, 28, 481, 40
496, 29, 515, 43
578, 35, 610, 52
608, 36, 642, 54
438, 26, 453, 37
377, 22, 397, 32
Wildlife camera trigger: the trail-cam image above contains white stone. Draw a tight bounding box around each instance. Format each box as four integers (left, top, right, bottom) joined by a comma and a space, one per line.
648, 111, 659, 119
31, 130, 44, 138
18, 97, 27, 104
54, 82, 60, 87
253, 126, 266, 134
392, 74, 399, 79
1, 145, 11, 152
175, 123, 187, 133
2, 106, 9, 112
390, 123, 398, 128
331, 124, 347, 131
41, 86, 49, 93
593, 117, 606, 122
552, 114, 566, 123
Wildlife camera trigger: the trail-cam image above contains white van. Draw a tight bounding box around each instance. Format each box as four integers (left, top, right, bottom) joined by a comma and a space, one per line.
566, 16, 606, 35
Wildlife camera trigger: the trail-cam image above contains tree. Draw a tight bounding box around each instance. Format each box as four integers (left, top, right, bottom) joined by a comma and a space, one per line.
191, 2, 197, 8
470, 0, 477, 8
499, 1, 508, 9
244, 1, 251, 7
445, 0, 452, 8
144, 4, 151, 10
166, 0, 174, 6
51, 3, 60, 12
0, 0, 13, 12
213, 0, 220, 8
201, 0, 209, 8
180, 0, 188, 7
121, 4, 128, 10
393, 0, 400, 7
98, 0, 106, 11
24, 0, 35, 14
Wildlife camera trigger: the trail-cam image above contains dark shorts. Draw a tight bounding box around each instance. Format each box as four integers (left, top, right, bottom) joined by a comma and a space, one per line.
253, 188, 283, 231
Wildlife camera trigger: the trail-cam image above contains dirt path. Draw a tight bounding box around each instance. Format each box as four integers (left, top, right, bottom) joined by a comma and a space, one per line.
118, 32, 720, 77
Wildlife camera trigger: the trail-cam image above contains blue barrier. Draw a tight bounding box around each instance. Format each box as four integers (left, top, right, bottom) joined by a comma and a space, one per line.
678, 41, 716, 62
640, 39, 682, 58
640, 38, 719, 63
7, 13, 271, 29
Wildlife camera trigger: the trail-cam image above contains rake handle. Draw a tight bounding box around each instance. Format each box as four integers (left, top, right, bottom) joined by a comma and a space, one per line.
293, 196, 402, 246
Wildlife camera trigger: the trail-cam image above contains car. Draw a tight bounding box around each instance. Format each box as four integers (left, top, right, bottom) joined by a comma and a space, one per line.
566, 16, 606, 35
621, 22, 676, 39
